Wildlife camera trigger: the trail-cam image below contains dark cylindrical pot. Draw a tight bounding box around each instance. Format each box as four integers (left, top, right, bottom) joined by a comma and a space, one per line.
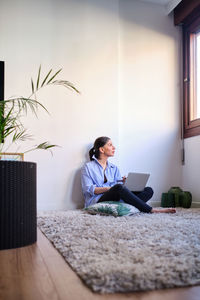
0, 161, 37, 250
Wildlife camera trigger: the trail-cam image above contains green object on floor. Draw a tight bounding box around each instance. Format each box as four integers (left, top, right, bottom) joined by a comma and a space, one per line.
180, 191, 192, 208
161, 187, 192, 208
161, 193, 175, 207
168, 187, 183, 207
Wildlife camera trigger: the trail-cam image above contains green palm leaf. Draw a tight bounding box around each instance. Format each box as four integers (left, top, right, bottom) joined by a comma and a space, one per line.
52, 80, 80, 94
31, 78, 34, 94
0, 66, 79, 154
41, 69, 52, 87
46, 69, 62, 84
12, 130, 32, 142
24, 142, 58, 155
36, 65, 41, 89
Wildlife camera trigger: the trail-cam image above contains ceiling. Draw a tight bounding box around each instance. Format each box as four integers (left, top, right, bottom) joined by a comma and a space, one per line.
138, 0, 182, 14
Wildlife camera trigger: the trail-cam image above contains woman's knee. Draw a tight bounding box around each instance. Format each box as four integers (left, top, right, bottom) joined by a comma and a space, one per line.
144, 187, 154, 198
111, 183, 124, 192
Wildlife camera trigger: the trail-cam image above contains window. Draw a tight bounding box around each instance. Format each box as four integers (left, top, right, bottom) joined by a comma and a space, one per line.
181, 8, 200, 138
197, 32, 200, 119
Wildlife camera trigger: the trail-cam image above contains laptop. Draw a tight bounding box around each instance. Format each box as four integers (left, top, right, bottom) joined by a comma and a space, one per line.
124, 172, 150, 192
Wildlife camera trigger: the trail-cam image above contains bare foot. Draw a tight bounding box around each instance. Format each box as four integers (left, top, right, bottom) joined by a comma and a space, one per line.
151, 208, 176, 214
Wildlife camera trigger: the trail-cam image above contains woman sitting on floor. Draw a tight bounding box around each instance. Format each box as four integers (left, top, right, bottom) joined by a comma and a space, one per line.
81, 136, 176, 214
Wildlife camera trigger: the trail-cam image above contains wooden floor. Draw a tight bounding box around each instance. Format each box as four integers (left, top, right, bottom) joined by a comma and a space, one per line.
0, 229, 200, 300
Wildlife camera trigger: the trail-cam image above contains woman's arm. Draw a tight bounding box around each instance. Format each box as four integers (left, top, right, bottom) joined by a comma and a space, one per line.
81, 165, 110, 196
94, 187, 110, 194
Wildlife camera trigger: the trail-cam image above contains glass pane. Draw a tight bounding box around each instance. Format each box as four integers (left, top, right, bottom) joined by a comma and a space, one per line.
197, 33, 200, 119
189, 33, 196, 120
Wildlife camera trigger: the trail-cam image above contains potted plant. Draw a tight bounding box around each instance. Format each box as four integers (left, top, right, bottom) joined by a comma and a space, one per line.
0, 66, 79, 250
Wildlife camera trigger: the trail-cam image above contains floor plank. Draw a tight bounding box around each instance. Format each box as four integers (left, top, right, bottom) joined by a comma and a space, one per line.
0, 229, 200, 300
0, 239, 59, 300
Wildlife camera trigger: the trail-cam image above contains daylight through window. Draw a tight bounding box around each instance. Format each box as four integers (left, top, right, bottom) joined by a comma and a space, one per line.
182, 14, 200, 138
197, 32, 200, 119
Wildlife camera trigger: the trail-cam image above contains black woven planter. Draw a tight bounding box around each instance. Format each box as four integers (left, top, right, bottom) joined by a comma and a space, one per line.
0, 161, 37, 250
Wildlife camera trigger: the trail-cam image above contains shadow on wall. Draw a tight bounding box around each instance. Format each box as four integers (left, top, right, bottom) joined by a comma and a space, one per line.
71, 168, 84, 209
71, 144, 92, 209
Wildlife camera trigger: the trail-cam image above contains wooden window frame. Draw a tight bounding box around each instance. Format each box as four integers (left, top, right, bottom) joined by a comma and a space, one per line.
182, 12, 200, 138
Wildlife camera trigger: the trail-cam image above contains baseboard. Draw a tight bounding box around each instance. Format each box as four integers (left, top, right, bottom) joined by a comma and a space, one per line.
149, 201, 200, 208
149, 201, 161, 207
191, 202, 200, 208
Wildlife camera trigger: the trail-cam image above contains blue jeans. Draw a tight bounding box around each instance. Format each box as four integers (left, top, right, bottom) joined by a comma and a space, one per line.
98, 184, 153, 213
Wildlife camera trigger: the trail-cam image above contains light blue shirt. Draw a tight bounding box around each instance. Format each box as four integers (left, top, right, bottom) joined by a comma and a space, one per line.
81, 157, 122, 207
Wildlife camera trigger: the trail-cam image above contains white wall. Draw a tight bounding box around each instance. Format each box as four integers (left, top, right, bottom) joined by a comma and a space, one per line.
118, 0, 182, 205
0, 0, 119, 210
0, 0, 182, 210
182, 136, 200, 206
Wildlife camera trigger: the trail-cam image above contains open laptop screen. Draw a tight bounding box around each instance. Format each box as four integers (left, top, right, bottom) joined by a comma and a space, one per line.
124, 172, 150, 192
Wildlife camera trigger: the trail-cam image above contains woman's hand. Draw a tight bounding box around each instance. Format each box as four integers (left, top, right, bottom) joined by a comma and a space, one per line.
94, 187, 110, 194
122, 176, 127, 184
117, 176, 127, 184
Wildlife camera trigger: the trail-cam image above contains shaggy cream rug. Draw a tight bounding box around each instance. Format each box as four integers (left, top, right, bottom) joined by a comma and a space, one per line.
37, 208, 200, 293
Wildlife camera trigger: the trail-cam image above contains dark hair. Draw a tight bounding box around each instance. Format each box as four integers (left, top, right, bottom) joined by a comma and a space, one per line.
89, 136, 110, 161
